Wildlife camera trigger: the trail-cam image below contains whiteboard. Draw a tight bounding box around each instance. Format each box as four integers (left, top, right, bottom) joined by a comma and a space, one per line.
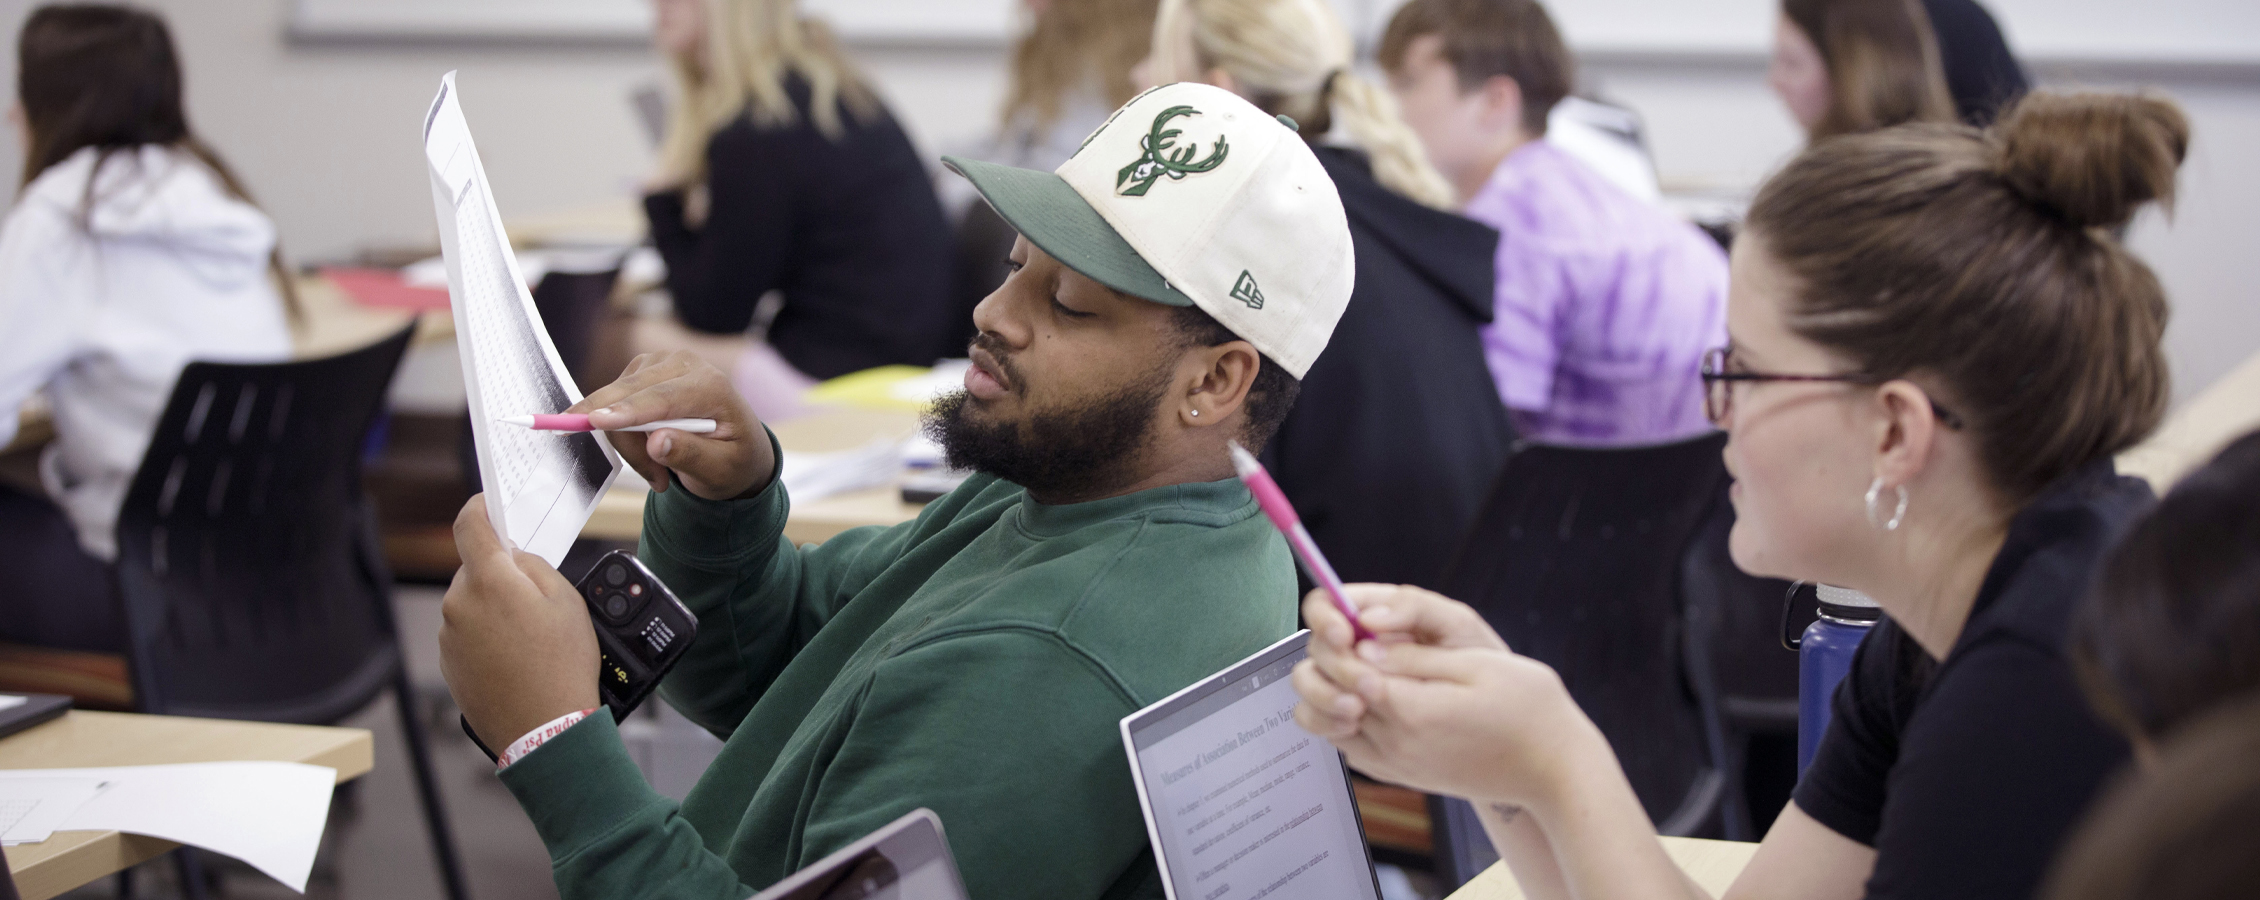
1539, 0, 2260, 64
287, 0, 1021, 44
289, 0, 2260, 64
290, 0, 650, 42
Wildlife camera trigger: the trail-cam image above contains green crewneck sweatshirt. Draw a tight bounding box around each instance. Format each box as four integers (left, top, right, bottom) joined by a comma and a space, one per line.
497, 454, 1295, 900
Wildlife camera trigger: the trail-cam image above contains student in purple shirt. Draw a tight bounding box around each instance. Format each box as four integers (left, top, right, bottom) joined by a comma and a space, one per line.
1379, 0, 1728, 446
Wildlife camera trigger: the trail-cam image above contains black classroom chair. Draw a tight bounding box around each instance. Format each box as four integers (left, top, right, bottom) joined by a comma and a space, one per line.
944, 199, 1017, 360
530, 260, 623, 393
1426, 434, 1737, 887
112, 321, 471, 900
1681, 485, 1814, 840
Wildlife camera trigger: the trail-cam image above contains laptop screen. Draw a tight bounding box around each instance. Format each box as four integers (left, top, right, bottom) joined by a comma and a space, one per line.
1122, 631, 1383, 900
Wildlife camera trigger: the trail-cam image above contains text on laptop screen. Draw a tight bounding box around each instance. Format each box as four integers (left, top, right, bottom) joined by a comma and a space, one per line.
1126, 637, 1380, 900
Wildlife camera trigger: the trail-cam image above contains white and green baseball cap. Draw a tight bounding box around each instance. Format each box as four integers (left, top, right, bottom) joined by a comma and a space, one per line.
942, 82, 1353, 379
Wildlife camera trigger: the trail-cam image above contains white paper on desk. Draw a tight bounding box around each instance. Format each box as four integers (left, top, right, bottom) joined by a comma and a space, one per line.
0, 763, 335, 892
780, 437, 905, 502
0, 776, 103, 844
424, 71, 624, 566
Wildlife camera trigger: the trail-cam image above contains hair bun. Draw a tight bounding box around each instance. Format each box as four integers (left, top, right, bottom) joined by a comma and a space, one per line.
1993, 92, 2189, 231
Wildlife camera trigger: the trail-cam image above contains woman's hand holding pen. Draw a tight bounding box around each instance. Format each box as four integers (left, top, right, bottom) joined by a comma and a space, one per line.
1290, 584, 1607, 812
569, 351, 774, 501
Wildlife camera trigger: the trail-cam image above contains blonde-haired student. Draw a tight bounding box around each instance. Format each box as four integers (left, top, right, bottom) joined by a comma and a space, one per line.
645, 0, 954, 394
0, 4, 293, 654
945, 0, 1165, 358
1134, 0, 1512, 590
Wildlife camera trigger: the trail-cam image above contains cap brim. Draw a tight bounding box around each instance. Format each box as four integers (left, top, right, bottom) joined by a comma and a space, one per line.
943, 156, 1194, 307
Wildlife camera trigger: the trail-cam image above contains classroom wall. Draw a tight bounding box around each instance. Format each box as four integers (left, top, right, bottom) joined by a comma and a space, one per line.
0, 0, 2252, 402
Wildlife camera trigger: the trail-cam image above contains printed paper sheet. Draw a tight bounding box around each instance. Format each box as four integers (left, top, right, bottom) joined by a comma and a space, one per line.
423, 72, 622, 565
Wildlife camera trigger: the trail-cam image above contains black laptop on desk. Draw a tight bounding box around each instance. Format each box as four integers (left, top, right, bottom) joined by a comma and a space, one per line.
0, 694, 69, 742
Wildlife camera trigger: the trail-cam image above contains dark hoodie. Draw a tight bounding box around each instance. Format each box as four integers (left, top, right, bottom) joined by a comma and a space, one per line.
1260, 147, 1512, 590
1922, 0, 2030, 126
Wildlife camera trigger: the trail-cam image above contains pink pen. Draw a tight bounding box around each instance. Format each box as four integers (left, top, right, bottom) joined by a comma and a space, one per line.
1228, 441, 1377, 643
499, 413, 717, 434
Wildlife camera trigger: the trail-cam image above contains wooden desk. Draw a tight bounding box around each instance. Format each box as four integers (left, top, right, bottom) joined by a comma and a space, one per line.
1444, 836, 1759, 900
583, 406, 928, 545
2120, 348, 2260, 490
0, 710, 372, 900
503, 198, 645, 249
293, 273, 453, 359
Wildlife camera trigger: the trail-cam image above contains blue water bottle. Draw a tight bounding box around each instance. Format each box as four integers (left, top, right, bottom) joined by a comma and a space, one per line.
1797, 585, 1881, 774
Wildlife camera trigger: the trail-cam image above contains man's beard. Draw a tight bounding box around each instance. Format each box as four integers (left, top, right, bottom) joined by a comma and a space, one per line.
923, 365, 1172, 503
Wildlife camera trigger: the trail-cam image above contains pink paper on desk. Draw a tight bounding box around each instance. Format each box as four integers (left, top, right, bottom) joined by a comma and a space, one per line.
322, 266, 452, 312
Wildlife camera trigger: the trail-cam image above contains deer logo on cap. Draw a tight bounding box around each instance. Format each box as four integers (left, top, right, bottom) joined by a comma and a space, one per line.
1115, 105, 1229, 197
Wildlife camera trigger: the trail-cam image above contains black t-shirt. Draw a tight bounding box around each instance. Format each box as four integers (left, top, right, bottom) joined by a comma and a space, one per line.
1793, 462, 2151, 900
644, 77, 956, 380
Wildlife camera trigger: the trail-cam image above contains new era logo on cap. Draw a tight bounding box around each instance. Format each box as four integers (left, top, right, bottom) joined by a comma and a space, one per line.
1230, 271, 1265, 309
942, 83, 1353, 380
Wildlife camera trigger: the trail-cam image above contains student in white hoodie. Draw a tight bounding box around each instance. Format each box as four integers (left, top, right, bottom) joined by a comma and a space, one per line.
0, 4, 293, 653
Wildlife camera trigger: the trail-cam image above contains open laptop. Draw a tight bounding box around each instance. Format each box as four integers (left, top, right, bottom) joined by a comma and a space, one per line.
751, 809, 969, 900
1122, 631, 1384, 900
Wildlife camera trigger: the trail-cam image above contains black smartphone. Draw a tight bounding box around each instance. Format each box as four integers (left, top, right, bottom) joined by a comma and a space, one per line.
579, 549, 699, 722
459, 550, 700, 762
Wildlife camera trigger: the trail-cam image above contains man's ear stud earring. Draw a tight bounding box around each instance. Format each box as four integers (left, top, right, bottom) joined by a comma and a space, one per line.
1189, 409, 1200, 417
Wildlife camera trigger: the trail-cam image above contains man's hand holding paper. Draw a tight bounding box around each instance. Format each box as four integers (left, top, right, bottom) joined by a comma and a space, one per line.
441, 495, 603, 753
570, 351, 776, 501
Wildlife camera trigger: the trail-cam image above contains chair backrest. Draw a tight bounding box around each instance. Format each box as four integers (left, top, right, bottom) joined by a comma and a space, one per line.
530, 265, 622, 392
1439, 434, 1732, 824
113, 322, 417, 723
1681, 482, 1807, 730
944, 200, 1016, 360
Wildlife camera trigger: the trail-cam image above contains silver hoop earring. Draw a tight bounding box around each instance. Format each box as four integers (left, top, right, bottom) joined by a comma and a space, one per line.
1864, 476, 1909, 531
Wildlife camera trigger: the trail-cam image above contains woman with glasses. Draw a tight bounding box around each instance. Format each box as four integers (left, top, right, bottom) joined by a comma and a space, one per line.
1289, 91, 2186, 900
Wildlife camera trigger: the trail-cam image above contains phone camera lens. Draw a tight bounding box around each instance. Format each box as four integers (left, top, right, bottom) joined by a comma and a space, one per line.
605, 564, 627, 586
604, 595, 629, 618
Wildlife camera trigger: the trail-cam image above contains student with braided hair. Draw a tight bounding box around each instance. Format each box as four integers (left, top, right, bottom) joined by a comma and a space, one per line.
1135, 0, 1512, 589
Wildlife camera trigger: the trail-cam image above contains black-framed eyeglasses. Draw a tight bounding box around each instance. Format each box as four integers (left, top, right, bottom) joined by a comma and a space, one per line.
1699, 346, 1964, 429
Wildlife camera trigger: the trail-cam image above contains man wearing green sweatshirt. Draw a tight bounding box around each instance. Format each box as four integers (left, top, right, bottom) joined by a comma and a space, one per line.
437, 83, 1355, 900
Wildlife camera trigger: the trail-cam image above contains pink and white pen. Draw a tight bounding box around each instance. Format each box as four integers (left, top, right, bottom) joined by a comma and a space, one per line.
499, 413, 717, 434
1228, 440, 1377, 643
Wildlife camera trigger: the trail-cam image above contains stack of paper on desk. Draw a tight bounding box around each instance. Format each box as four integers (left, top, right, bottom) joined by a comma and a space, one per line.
0, 762, 336, 892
